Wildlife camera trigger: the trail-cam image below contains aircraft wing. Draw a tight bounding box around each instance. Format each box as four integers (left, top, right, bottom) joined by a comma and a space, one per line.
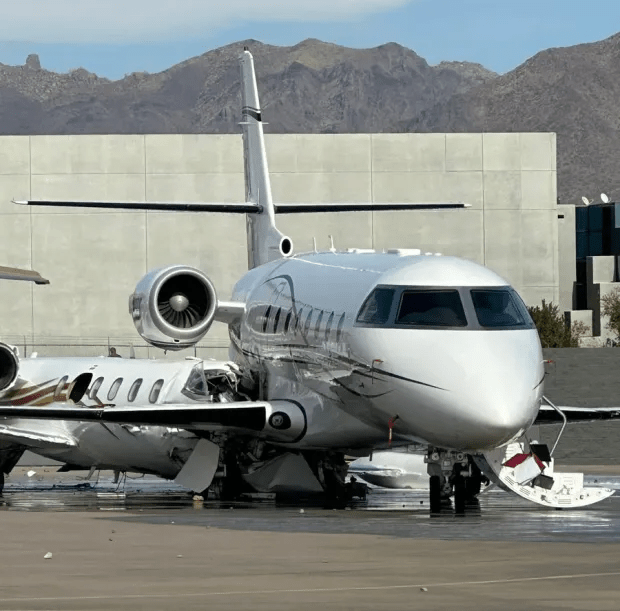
0, 265, 49, 284
536, 405, 620, 424
0, 400, 306, 443
0, 423, 77, 449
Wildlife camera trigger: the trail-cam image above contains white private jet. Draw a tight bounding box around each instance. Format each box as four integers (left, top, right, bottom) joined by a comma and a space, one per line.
0, 49, 613, 511
0, 345, 253, 494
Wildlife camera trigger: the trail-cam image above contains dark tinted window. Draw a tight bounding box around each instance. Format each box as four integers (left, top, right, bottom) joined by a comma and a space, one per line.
314, 311, 324, 338
357, 288, 395, 324
396, 290, 467, 327
283, 310, 293, 334
108, 378, 123, 401
149, 379, 164, 404
296, 308, 304, 332
303, 309, 313, 335
471, 289, 531, 328
272, 308, 281, 333
88, 376, 104, 400
128, 378, 143, 402
336, 313, 346, 341
325, 312, 334, 340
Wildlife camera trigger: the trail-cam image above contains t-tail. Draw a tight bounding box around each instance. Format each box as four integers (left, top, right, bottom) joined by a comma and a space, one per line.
239, 49, 293, 269
13, 48, 470, 270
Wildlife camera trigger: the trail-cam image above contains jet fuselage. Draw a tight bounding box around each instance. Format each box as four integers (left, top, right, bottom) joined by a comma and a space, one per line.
231, 250, 544, 452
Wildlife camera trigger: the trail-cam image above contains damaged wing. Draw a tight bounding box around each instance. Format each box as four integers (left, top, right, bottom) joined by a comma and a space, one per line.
536, 405, 620, 424
0, 423, 77, 448
0, 399, 307, 444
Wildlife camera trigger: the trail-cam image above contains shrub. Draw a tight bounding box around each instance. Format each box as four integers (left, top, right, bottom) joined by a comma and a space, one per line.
527, 300, 585, 348
600, 288, 620, 342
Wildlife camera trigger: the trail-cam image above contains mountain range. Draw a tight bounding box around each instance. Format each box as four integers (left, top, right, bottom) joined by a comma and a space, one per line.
1, 35, 619, 203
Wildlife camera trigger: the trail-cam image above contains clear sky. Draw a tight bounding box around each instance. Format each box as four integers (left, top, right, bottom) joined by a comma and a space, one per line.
1, 0, 619, 80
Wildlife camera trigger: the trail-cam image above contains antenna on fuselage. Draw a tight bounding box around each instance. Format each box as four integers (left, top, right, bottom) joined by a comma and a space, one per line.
239, 49, 294, 269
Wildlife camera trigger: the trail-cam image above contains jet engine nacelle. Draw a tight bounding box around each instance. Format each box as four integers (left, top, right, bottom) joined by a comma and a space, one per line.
0, 342, 19, 392
129, 265, 217, 351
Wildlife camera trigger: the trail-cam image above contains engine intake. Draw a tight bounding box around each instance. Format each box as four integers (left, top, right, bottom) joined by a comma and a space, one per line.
130, 266, 217, 351
0, 342, 19, 392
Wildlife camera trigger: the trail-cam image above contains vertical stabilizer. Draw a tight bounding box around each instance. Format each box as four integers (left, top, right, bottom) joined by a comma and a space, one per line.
239, 49, 293, 269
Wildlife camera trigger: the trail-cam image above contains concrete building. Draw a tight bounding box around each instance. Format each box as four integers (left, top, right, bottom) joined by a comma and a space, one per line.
0, 132, 559, 358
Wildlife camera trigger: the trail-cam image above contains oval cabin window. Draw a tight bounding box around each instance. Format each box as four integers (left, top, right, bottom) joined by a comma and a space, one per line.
88, 376, 104, 400
128, 378, 143, 402
149, 379, 164, 404
108, 378, 123, 401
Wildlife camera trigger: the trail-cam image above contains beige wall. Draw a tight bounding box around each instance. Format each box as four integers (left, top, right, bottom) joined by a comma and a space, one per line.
0, 132, 558, 357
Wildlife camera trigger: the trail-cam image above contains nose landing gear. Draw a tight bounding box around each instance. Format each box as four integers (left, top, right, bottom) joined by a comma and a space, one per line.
426, 448, 481, 514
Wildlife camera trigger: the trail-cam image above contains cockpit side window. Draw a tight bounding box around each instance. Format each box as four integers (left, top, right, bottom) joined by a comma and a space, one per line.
471, 288, 533, 328
356, 288, 395, 325
396, 290, 467, 327
183, 366, 207, 398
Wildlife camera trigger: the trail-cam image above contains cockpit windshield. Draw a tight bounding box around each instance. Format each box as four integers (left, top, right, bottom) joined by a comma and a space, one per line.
470, 288, 533, 328
355, 284, 534, 330
396, 290, 467, 327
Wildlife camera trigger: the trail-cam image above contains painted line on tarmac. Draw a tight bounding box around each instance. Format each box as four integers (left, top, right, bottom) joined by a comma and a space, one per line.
2, 571, 620, 603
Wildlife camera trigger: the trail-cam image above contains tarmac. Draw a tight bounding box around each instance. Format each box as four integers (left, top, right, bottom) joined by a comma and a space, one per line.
1, 467, 620, 611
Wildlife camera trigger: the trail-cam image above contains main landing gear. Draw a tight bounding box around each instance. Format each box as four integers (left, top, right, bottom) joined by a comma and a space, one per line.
426, 448, 482, 514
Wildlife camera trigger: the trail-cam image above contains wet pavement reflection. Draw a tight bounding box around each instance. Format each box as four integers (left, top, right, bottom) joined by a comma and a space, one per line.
2, 468, 620, 544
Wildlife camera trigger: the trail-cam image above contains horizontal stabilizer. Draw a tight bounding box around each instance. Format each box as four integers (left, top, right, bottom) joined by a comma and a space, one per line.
536, 405, 620, 424
14, 200, 468, 214
274, 202, 470, 213
13, 200, 260, 213
0, 265, 49, 285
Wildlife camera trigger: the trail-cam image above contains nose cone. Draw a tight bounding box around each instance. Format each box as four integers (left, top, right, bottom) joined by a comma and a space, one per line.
358, 328, 543, 451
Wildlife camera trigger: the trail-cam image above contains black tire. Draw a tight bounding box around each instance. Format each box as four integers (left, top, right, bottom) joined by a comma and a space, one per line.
466, 459, 483, 498
453, 475, 466, 514
429, 475, 442, 513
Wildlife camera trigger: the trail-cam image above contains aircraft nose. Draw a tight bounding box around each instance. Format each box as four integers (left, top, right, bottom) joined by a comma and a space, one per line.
452, 371, 541, 449
434, 330, 543, 450
363, 328, 543, 451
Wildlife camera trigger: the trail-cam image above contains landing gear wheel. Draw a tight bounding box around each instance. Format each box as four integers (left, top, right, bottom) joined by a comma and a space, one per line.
453, 474, 466, 514
429, 475, 441, 513
466, 459, 482, 498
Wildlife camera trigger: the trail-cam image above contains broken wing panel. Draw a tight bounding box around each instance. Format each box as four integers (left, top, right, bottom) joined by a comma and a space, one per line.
536, 406, 620, 424
0, 423, 77, 449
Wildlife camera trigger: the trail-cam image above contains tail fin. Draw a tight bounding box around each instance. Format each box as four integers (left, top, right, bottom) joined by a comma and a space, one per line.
239, 49, 293, 269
